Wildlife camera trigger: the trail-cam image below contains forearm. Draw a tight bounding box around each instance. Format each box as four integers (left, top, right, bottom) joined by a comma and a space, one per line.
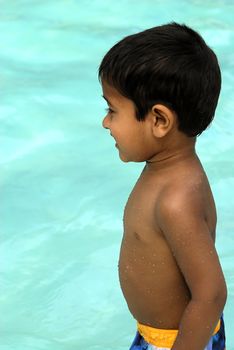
171, 298, 225, 350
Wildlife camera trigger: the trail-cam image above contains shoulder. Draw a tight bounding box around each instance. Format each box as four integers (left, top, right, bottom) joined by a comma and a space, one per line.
155, 171, 207, 226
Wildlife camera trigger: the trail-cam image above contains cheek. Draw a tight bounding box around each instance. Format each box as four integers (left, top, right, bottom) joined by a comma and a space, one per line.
110, 122, 123, 137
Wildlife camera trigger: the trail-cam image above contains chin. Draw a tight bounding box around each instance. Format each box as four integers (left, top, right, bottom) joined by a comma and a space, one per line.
119, 155, 130, 163
118, 149, 146, 163
119, 154, 145, 163
118, 151, 131, 162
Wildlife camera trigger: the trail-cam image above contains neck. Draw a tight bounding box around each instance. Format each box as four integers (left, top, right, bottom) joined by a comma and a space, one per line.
145, 137, 197, 172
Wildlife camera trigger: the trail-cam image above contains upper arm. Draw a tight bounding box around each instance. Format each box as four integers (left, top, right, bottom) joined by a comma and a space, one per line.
157, 187, 226, 301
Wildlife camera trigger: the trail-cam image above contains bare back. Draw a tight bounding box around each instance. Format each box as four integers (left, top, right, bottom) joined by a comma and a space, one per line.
118, 155, 217, 329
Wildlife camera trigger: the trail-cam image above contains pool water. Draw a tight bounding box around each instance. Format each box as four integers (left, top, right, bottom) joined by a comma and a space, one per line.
1, 1, 234, 349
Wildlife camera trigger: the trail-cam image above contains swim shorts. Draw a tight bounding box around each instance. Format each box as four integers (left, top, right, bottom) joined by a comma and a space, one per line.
129, 316, 225, 350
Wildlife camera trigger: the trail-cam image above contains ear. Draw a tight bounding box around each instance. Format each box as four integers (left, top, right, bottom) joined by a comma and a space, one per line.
150, 104, 176, 138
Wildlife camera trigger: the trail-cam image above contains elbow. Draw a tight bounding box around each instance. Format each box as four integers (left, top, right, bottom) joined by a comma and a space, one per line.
217, 281, 228, 309
194, 278, 228, 311
210, 279, 228, 311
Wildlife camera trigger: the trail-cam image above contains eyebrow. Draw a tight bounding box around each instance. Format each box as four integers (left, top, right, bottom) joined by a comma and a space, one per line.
102, 95, 114, 106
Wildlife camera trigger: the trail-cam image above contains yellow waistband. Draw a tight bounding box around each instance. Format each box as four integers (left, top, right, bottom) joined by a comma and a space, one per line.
137, 319, 221, 348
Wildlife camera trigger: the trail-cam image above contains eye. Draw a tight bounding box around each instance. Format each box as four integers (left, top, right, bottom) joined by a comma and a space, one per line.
105, 107, 114, 114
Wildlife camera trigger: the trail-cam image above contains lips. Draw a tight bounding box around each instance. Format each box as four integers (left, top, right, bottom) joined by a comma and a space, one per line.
110, 133, 118, 148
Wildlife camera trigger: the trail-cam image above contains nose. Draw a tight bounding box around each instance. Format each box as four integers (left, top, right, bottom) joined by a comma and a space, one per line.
102, 115, 110, 129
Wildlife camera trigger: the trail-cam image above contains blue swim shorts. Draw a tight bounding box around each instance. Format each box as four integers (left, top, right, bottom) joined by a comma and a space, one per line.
129, 316, 225, 350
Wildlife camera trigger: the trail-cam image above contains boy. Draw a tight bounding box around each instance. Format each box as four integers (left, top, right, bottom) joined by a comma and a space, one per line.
98, 22, 227, 350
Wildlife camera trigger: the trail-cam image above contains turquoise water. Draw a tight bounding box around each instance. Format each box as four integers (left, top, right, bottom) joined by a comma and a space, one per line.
1, 0, 234, 349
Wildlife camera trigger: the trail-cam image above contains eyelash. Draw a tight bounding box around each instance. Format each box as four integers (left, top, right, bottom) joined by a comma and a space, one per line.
105, 107, 114, 114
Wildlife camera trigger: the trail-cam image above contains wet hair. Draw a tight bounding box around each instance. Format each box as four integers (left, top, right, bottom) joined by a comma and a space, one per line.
98, 22, 221, 137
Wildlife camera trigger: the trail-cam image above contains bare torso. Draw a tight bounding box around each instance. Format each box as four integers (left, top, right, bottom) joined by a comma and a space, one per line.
118, 155, 217, 329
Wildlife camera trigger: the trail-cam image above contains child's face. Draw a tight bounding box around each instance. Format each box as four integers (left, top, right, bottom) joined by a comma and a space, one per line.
101, 81, 156, 163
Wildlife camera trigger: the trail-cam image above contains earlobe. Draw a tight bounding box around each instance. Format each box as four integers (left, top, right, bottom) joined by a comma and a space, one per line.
151, 104, 175, 138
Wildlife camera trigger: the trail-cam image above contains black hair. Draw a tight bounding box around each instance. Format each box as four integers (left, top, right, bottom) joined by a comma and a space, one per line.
98, 22, 221, 137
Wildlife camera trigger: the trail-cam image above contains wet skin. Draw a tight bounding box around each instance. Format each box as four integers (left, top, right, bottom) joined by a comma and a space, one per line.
118, 160, 216, 329
102, 80, 225, 332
